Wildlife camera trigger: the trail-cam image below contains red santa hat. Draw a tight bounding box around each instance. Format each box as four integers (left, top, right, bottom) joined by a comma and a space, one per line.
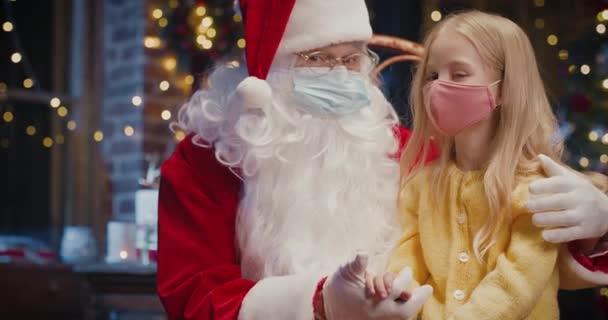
234, 0, 373, 108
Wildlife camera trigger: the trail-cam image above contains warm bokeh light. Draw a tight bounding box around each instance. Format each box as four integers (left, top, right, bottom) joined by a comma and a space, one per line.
43, 137, 54, 148
589, 131, 599, 142
50, 97, 61, 108
163, 56, 177, 71
67, 120, 77, 131
26, 126, 36, 136
11, 52, 22, 63
3, 111, 14, 122
132, 96, 142, 106
23, 78, 33, 88
195, 5, 206, 17
185, 75, 194, 85
159, 81, 170, 91
430, 11, 442, 22
158, 18, 168, 28
161, 110, 172, 121
57, 106, 68, 117
152, 8, 163, 19
93, 130, 104, 142
175, 130, 186, 141
124, 125, 134, 136
2, 21, 14, 32
144, 36, 161, 49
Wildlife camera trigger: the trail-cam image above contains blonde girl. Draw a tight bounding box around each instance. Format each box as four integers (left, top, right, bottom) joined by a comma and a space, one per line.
367, 10, 563, 319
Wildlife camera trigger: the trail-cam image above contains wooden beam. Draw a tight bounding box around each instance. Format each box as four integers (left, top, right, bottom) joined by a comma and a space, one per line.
0, 89, 75, 105
66, 0, 90, 228
51, 0, 70, 247
88, 0, 108, 251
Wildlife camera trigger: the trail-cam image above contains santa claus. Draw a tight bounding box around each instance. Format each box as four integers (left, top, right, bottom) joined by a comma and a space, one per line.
157, 0, 608, 319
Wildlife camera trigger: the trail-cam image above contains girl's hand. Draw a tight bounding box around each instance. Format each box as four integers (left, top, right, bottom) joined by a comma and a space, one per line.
365, 271, 412, 301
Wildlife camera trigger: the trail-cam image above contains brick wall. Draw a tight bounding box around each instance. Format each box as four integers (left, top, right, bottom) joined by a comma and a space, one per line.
101, 0, 184, 220
102, 0, 146, 220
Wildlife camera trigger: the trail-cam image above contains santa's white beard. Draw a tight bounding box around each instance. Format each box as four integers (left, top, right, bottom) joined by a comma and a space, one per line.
178, 65, 402, 281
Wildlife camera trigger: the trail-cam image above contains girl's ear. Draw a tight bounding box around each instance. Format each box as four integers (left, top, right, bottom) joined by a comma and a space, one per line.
493, 81, 503, 107
496, 84, 503, 107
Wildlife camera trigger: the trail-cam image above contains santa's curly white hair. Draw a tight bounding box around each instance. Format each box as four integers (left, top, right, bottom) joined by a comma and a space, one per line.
175, 55, 402, 280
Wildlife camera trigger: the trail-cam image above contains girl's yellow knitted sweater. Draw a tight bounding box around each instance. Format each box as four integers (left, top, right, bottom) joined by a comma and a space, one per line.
388, 163, 559, 320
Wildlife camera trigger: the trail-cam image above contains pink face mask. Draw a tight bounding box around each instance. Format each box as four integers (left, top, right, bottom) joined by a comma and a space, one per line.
424, 79, 502, 136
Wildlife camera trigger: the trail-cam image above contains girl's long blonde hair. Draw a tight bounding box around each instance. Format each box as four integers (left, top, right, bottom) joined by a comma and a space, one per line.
401, 10, 562, 260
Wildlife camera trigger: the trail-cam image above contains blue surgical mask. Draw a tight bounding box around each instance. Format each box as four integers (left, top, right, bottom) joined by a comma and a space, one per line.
292, 67, 371, 116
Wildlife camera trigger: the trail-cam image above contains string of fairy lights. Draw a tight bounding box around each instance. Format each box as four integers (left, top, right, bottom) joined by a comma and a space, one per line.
1, 0, 92, 148
0, 0, 246, 148
428, 0, 608, 171
4, 0, 605, 166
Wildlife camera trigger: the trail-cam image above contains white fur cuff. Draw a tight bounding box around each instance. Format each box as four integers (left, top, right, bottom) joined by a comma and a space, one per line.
238, 273, 323, 320
559, 245, 608, 290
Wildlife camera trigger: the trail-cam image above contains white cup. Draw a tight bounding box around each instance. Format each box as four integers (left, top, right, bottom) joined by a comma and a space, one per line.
105, 221, 137, 263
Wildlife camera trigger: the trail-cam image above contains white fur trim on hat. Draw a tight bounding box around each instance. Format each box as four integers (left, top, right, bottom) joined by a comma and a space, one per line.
234, 76, 273, 110
559, 244, 608, 290
276, 0, 372, 55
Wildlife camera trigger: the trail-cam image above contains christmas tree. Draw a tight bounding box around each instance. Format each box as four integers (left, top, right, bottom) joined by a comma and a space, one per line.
557, 8, 608, 174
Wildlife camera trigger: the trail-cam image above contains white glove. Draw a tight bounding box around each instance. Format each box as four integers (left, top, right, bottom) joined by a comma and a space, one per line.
323, 254, 433, 320
528, 154, 608, 247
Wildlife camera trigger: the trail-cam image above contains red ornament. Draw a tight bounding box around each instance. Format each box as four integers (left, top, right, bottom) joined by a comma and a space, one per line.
569, 94, 592, 113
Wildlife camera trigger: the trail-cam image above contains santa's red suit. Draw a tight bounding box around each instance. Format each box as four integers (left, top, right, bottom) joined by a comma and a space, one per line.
157, 0, 608, 319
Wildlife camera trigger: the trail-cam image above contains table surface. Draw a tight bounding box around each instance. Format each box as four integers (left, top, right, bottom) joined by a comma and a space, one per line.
74, 261, 157, 275
0, 261, 165, 319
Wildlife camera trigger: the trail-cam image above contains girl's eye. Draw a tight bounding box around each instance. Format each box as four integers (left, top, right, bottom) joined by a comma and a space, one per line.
453, 73, 468, 78
426, 72, 438, 81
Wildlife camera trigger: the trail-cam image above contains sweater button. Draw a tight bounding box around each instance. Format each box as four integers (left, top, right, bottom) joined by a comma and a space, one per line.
457, 213, 466, 224
459, 252, 470, 263
453, 289, 465, 301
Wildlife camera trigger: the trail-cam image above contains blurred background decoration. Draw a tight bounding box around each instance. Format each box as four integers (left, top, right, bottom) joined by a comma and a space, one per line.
0, 0, 606, 319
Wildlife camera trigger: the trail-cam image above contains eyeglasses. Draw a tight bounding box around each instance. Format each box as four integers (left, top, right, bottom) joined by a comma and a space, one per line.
295, 49, 379, 75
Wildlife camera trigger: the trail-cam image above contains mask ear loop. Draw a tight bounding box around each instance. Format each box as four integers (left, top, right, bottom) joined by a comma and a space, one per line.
487, 79, 503, 108
489, 79, 502, 86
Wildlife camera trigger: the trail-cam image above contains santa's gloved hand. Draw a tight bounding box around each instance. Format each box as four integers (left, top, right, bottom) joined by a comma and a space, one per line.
528, 154, 608, 252
321, 254, 432, 320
